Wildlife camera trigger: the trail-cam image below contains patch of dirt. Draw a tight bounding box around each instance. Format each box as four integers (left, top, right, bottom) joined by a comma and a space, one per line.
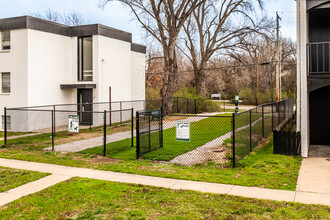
199, 145, 231, 165
90, 156, 121, 163
54, 125, 130, 145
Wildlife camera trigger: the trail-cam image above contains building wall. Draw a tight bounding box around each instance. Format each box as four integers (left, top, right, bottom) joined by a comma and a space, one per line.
96, 35, 132, 104
297, 0, 309, 157
0, 29, 29, 131
27, 29, 75, 106
130, 50, 146, 113
1, 28, 145, 131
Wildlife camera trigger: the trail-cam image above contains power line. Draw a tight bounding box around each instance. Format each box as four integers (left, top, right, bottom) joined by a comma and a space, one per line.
146, 61, 296, 75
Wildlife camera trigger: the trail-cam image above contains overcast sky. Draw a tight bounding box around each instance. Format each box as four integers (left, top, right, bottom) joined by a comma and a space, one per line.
0, 0, 296, 44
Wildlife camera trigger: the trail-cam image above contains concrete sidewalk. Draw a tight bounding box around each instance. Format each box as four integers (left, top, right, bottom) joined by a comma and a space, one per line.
0, 158, 329, 207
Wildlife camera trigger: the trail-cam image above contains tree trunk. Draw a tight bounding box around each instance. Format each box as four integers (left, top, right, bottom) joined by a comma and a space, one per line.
161, 47, 178, 114
195, 69, 206, 96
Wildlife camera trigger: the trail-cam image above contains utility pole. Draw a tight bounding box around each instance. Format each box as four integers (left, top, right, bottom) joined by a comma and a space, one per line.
275, 12, 281, 101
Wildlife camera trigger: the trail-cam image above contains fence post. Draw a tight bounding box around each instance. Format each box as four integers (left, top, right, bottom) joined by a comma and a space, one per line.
186, 98, 189, 114
136, 111, 140, 159
110, 103, 112, 127
148, 114, 151, 151
271, 103, 274, 131
51, 110, 54, 151
232, 113, 235, 167
224, 100, 226, 112
249, 110, 252, 152
160, 107, 163, 148
103, 110, 106, 156
53, 105, 56, 137
120, 102, 122, 124
177, 97, 179, 113
262, 105, 264, 137
131, 108, 134, 147
4, 107, 7, 146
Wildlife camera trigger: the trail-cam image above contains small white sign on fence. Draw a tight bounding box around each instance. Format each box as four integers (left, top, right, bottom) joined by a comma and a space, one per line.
176, 121, 190, 141
68, 115, 79, 133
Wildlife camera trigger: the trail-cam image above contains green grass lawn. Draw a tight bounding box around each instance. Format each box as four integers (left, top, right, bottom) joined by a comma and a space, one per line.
0, 137, 302, 190
82, 113, 257, 161
82, 115, 233, 161
0, 177, 328, 219
0, 166, 50, 192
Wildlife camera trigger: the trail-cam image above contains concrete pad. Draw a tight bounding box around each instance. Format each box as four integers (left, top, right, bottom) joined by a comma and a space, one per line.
309, 145, 330, 158
119, 174, 180, 188
170, 180, 233, 194
295, 192, 330, 206
296, 158, 330, 194
228, 185, 295, 202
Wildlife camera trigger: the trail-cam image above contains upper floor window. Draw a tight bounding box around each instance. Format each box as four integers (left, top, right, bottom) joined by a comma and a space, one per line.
78, 36, 93, 81
1, 72, 10, 93
1, 30, 10, 50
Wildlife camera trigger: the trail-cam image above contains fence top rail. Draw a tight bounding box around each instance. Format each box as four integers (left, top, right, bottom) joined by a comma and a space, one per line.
235, 98, 292, 116
7, 108, 133, 114
165, 113, 232, 118
6, 100, 147, 110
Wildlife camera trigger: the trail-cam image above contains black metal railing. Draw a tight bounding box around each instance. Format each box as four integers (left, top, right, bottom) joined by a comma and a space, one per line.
308, 42, 330, 74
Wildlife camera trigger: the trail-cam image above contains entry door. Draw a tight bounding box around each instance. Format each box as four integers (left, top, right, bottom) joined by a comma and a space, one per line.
310, 86, 330, 145
77, 89, 93, 125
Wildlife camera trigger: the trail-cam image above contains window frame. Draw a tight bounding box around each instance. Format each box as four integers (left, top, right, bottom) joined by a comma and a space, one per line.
1, 72, 10, 94
1, 30, 11, 51
77, 36, 93, 82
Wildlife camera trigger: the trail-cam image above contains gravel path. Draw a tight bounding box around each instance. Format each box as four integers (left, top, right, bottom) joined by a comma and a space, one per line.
169, 117, 262, 166
44, 112, 223, 153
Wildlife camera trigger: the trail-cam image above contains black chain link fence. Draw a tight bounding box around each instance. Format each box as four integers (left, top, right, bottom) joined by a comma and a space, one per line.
136, 99, 294, 167
3, 107, 134, 157
232, 99, 294, 166
136, 111, 233, 166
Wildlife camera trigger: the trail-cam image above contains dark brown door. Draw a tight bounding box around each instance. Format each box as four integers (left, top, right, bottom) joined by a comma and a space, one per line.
77, 89, 93, 125
309, 86, 330, 145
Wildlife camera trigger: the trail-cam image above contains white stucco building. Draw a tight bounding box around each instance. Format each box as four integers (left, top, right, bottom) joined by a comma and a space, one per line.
0, 16, 146, 131
296, 0, 330, 157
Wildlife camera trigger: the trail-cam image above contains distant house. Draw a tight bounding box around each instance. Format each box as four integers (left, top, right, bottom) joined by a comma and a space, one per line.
296, 0, 330, 157
0, 16, 146, 131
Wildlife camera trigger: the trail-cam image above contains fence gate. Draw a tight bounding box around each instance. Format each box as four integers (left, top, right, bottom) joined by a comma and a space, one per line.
136, 109, 163, 159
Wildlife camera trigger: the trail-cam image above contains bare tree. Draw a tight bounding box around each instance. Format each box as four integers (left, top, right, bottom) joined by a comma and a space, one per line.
32, 9, 87, 26
99, 0, 204, 113
180, 0, 273, 96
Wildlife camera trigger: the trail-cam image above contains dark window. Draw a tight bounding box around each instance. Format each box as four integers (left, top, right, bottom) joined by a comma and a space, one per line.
78, 36, 93, 81
1, 30, 10, 50
1, 72, 10, 93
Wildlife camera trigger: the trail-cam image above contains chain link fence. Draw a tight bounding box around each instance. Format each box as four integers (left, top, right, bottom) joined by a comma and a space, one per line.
136, 111, 233, 166
4, 107, 134, 157
232, 99, 294, 166
136, 99, 294, 167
